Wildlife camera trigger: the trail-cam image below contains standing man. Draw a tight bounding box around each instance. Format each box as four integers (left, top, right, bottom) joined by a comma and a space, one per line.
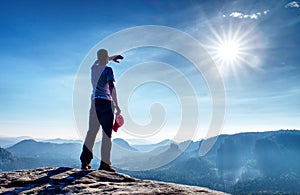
80, 49, 123, 172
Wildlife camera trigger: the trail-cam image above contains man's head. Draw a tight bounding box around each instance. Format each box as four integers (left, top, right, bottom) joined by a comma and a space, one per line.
97, 49, 109, 65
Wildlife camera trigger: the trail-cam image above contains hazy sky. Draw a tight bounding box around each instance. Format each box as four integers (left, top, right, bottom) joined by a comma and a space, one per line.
0, 0, 299, 141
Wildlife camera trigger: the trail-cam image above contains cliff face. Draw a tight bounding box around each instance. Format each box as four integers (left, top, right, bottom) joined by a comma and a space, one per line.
0, 167, 229, 195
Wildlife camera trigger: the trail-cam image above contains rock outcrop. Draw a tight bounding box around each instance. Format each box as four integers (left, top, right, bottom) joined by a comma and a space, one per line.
0, 167, 229, 194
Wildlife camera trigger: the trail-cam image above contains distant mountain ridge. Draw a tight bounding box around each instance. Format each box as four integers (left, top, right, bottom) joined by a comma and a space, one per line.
113, 138, 138, 151
7, 139, 82, 159
38, 138, 82, 144
132, 139, 172, 151
0, 136, 32, 148
122, 130, 300, 194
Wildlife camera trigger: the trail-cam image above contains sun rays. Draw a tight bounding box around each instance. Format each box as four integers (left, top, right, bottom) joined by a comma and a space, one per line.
204, 21, 261, 79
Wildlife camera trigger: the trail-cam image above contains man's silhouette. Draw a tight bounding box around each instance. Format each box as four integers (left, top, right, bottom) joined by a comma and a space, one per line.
80, 49, 122, 172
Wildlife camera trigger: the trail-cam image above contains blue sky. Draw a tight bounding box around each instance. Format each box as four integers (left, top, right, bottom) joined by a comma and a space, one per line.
0, 0, 299, 141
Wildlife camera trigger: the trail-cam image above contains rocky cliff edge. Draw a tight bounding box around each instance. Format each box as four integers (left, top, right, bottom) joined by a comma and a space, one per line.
0, 167, 229, 195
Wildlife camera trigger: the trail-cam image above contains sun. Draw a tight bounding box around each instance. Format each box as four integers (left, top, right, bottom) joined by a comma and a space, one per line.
203, 24, 259, 78
217, 41, 240, 61
213, 37, 243, 65
205, 30, 247, 68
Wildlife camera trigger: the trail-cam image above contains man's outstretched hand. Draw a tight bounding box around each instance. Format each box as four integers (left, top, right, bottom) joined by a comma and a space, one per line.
112, 55, 124, 63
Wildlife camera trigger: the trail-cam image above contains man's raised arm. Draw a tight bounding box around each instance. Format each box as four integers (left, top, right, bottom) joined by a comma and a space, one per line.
109, 55, 124, 63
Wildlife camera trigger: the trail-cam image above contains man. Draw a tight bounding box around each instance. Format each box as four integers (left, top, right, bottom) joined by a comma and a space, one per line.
80, 49, 123, 172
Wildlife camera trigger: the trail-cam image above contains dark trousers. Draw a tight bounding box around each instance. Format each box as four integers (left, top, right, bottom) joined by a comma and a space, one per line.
80, 98, 114, 165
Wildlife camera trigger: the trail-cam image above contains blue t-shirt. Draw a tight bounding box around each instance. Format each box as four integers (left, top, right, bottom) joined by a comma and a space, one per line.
91, 62, 115, 101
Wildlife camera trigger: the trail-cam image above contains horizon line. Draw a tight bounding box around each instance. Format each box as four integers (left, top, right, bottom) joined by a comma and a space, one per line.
1, 129, 298, 143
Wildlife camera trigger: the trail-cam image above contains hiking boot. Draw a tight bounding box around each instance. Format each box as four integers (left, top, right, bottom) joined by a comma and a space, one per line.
98, 161, 116, 172
81, 163, 92, 170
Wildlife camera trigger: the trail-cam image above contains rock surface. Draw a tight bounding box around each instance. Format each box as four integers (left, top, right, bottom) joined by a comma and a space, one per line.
0, 167, 229, 194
